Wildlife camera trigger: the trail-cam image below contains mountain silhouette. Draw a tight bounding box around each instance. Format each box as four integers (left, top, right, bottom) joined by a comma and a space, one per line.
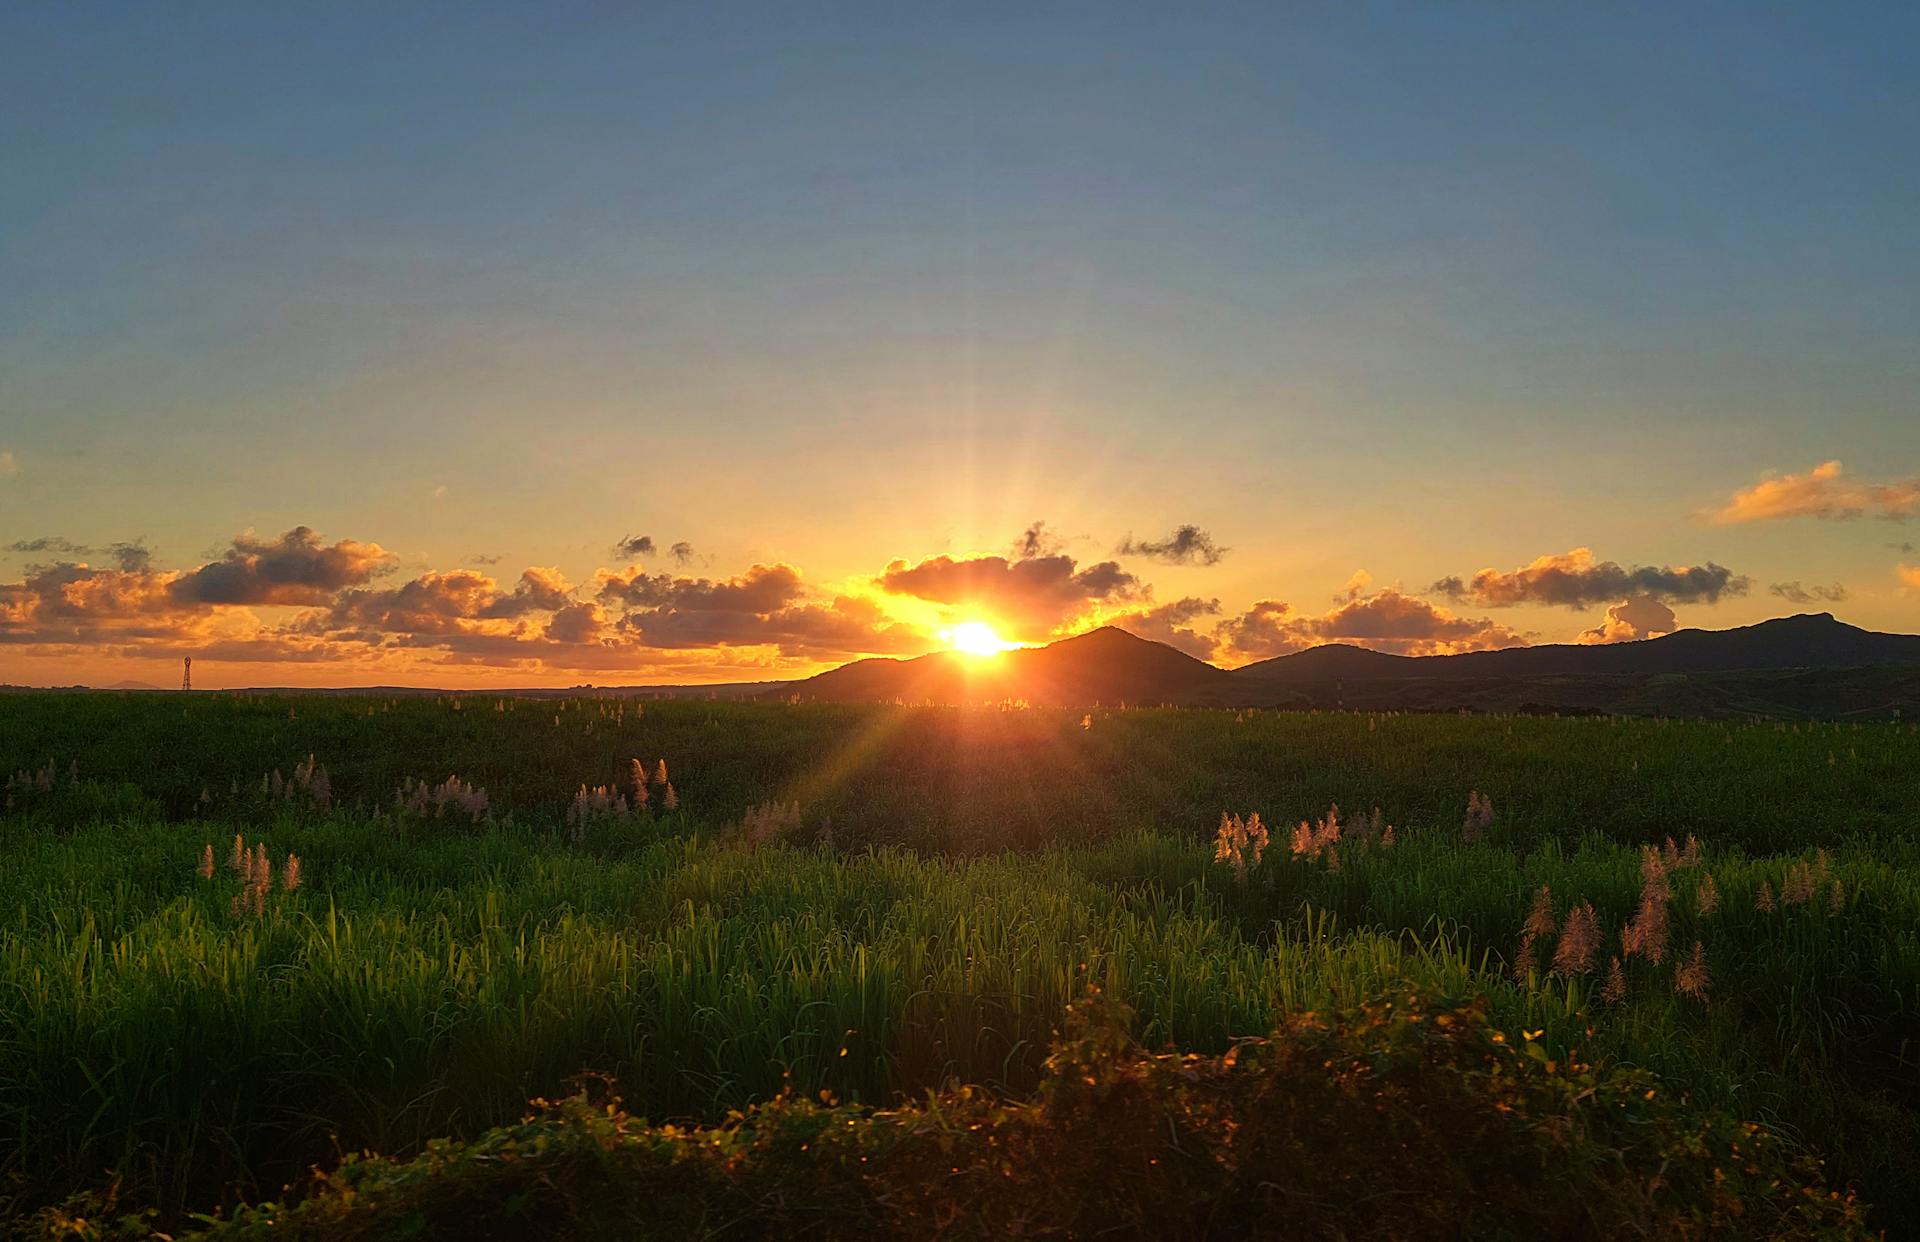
783, 614, 1920, 717
1231, 613, 1920, 684
786, 625, 1234, 706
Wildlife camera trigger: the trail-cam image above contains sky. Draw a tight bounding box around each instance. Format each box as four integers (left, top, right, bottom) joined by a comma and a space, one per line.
2, 3, 1917, 687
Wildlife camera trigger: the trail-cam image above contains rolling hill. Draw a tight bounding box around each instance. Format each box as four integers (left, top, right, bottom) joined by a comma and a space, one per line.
783, 626, 1236, 706
782, 614, 1920, 718
1231, 613, 1920, 684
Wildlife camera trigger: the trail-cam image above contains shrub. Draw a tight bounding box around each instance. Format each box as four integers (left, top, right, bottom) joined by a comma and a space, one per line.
24, 990, 1868, 1240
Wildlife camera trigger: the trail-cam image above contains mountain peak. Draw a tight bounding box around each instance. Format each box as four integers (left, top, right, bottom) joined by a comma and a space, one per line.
784, 613, 1920, 710
1764, 612, 1842, 628
787, 625, 1228, 705
1054, 625, 1154, 648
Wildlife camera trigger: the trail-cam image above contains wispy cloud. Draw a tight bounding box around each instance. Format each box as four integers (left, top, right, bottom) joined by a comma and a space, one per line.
1431, 547, 1748, 607
1768, 581, 1847, 606
1711, 461, 1920, 524
8, 536, 90, 559
1012, 521, 1065, 560
613, 534, 656, 560
8, 537, 152, 571
1117, 524, 1227, 566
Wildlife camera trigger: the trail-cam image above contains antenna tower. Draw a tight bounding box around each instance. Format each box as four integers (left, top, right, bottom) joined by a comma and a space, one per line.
182, 656, 192, 692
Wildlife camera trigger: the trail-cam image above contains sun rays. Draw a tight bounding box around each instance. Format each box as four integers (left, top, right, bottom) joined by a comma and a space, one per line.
943, 620, 1018, 657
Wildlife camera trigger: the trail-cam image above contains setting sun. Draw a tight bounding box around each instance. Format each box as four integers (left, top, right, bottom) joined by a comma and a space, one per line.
945, 620, 1015, 657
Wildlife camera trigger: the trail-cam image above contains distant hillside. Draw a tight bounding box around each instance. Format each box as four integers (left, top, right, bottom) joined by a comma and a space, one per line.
54, 614, 1914, 717
784, 614, 1920, 718
1232, 614, 1920, 684
146, 682, 786, 700
783, 626, 1235, 706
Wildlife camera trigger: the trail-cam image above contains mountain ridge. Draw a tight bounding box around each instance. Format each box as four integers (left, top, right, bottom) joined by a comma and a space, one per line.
781, 614, 1920, 715
783, 625, 1236, 706
1233, 613, 1920, 683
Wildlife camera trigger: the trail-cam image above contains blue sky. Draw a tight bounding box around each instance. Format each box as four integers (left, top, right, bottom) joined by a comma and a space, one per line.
2, 3, 1917, 684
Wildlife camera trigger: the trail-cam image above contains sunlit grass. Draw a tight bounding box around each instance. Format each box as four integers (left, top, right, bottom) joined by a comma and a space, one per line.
0, 695, 1915, 1230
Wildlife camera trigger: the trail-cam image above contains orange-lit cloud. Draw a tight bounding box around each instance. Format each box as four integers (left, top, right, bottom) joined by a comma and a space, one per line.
1899, 565, 1920, 591
611, 575, 923, 656
1, 560, 194, 645
1431, 547, 1747, 607
170, 527, 395, 606
309, 561, 924, 660
1, 530, 929, 684
1107, 597, 1222, 659
1711, 461, 1920, 524
1578, 595, 1677, 645
1215, 587, 1526, 662
0, 518, 1836, 688
876, 551, 1142, 640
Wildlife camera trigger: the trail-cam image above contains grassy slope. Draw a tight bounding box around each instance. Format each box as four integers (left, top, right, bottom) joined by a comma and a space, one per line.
0, 696, 1916, 1231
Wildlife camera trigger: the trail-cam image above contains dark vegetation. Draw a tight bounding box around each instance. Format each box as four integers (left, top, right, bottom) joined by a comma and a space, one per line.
0, 693, 1915, 1237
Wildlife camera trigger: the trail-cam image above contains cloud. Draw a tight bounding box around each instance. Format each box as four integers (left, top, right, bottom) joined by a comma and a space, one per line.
1107, 597, 1222, 659
1711, 461, 1920, 524
0, 450, 16, 477
1117, 524, 1227, 566
170, 527, 395, 606
1578, 596, 1678, 645
1013, 521, 1065, 560
465, 552, 505, 566
7, 536, 150, 571
1432, 547, 1748, 608
0, 532, 380, 651
596, 563, 922, 656
1215, 587, 1526, 662
544, 600, 609, 645
598, 562, 804, 613
483, 567, 574, 617
311, 567, 574, 640
0, 560, 240, 652
316, 570, 513, 637
1900, 566, 1920, 591
669, 541, 695, 565
631, 593, 922, 657
613, 534, 656, 560
876, 552, 1142, 639
105, 541, 153, 572
2, 562, 179, 627
1768, 581, 1848, 606
0, 523, 933, 679
8, 537, 91, 559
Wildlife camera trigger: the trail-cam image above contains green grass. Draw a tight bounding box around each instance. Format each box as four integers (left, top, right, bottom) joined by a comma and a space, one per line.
0, 694, 1916, 1233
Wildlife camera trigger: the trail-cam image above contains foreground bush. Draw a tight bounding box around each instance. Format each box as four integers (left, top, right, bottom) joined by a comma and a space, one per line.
22, 991, 1868, 1241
